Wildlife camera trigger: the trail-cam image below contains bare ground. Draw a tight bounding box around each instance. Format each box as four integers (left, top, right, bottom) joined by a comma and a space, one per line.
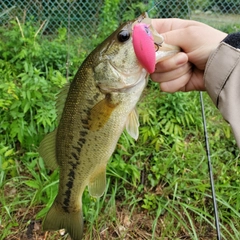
2, 202, 217, 240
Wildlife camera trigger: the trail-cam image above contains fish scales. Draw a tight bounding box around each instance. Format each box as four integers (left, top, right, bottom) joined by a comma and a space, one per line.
39, 13, 180, 240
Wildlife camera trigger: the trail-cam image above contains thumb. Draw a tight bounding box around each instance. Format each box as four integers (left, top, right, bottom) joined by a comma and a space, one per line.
160, 28, 197, 54
151, 19, 210, 54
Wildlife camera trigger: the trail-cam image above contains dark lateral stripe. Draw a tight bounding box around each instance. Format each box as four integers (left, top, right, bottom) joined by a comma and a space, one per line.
70, 161, 78, 168
72, 146, 81, 154
63, 198, 71, 209
77, 138, 86, 147
62, 206, 69, 213
71, 152, 78, 160
80, 131, 88, 137
62, 133, 88, 212
81, 119, 88, 125
66, 181, 73, 188
63, 188, 71, 212
68, 169, 75, 179
79, 138, 86, 144
62, 162, 78, 212
64, 189, 71, 198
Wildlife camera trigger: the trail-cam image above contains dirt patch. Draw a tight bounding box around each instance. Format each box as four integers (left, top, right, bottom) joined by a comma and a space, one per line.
2, 204, 217, 240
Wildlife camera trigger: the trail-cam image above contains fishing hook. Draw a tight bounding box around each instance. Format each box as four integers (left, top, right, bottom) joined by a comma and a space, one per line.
154, 42, 162, 52
135, 13, 163, 52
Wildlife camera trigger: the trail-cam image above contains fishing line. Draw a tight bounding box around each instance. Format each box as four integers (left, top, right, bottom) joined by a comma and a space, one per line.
185, 0, 221, 239
147, 0, 163, 15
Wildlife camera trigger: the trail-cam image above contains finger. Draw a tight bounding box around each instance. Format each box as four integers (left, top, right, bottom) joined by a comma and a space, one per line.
152, 63, 192, 84
158, 28, 199, 53
159, 68, 206, 92
155, 52, 188, 72
151, 18, 203, 34
152, 19, 226, 54
185, 68, 206, 91
151, 19, 208, 53
159, 70, 192, 93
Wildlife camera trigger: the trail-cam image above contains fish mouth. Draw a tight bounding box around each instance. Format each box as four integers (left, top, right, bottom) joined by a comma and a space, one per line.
99, 63, 148, 93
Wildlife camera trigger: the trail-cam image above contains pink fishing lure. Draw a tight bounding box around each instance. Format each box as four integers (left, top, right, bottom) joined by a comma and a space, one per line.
132, 23, 156, 73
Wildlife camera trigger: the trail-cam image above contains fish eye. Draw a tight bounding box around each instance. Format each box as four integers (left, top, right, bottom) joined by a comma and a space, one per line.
117, 30, 130, 42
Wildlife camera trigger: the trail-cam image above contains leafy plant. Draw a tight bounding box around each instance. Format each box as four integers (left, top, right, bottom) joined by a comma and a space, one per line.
137, 85, 202, 152
122, 2, 150, 21
94, 0, 121, 45
0, 19, 86, 150
0, 145, 18, 185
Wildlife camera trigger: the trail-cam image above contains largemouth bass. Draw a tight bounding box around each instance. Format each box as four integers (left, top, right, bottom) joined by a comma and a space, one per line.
39, 14, 179, 240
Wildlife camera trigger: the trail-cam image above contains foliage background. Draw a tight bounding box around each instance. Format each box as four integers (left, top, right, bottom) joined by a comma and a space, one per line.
0, 0, 240, 239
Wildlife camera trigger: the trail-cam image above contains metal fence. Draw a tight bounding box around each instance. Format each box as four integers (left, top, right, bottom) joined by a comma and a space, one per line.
0, 0, 240, 39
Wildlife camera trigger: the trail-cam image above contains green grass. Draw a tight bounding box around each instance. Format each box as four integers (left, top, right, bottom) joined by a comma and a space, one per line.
191, 12, 240, 32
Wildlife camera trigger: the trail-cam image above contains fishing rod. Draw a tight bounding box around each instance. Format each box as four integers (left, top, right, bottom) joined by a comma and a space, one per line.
199, 92, 221, 240
149, 1, 222, 239
186, 1, 221, 239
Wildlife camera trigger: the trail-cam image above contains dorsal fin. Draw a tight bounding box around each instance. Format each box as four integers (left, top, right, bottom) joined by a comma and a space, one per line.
38, 84, 70, 170
56, 83, 70, 122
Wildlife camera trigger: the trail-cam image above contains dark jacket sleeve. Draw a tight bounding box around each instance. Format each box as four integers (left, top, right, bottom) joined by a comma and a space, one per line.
204, 33, 240, 147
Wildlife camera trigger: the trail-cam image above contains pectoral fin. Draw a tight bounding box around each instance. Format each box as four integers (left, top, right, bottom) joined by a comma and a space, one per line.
88, 167, 106, 197
125, 108, 140, 140
89, 95, 118, 131
38, 129, 58, 170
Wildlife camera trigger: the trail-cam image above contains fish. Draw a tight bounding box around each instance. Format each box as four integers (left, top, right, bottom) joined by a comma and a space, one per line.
38, 13, 180, 240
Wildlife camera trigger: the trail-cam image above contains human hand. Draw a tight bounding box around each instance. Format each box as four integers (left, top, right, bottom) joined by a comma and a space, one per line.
150, 19, 227, 92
